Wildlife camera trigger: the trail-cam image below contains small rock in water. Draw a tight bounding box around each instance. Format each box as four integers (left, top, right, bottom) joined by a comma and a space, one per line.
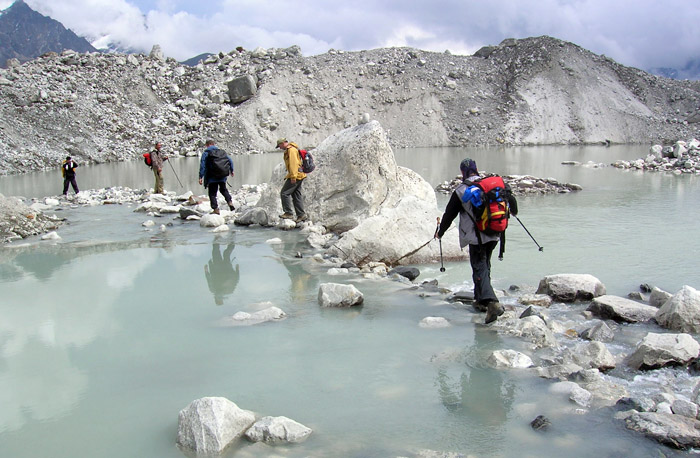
530, 415, 551, 431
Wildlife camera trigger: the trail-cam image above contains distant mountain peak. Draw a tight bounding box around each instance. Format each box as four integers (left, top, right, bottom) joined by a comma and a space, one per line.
0, 0, 97, 67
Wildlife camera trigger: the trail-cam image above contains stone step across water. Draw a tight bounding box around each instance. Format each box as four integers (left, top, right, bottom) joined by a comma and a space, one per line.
435, 173, 583, 195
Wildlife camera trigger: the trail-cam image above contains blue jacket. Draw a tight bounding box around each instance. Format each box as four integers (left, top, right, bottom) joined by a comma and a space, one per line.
199, 146, 234, 185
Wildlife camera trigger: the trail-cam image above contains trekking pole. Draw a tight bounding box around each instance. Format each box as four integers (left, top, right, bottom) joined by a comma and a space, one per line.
513, 214, 544, 252
167, 159, 184, 188
437, 217, 445, 272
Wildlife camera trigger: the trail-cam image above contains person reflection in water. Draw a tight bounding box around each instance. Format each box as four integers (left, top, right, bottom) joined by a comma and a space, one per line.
435, 327, 514, 439
204, 242, 239, 305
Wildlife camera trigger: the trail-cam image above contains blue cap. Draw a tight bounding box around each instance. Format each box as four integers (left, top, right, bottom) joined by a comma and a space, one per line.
460, 158, 478, 177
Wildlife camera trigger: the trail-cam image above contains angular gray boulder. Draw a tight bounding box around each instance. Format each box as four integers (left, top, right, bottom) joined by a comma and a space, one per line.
177, 397, 256, 454
623, 411, 700, 449
245, 416, 312, 444
227, 74, 257, 103
587, 295, 658, 323
626, 332, 700, 370
536, 274, 605, 302
656, 286, 700, 333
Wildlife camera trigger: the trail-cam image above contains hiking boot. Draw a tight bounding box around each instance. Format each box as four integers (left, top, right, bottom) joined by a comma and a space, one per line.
295, 214, 308, 223
279, 212, 294, 219
227, 202, 235, 211
212, 208, 220, 215
485, 301, 505, 324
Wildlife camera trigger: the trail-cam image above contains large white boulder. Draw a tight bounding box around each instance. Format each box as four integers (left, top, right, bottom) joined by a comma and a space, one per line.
177, 397, 255, 454
255, 121, 463, 264
656, 286, 700, 333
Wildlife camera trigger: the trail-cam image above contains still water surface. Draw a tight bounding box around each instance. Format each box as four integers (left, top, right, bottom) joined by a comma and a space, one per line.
0, 146, 698, 457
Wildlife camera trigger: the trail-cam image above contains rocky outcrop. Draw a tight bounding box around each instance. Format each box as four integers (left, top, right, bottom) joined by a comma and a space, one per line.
1, 36, 700, 176
612, 139, 700, 174
0, 193, 62, 242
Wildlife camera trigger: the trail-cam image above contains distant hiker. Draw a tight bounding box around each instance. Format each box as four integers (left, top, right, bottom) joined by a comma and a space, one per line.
61, 156, 79, 195
436, 158, 518, 324
198, 139, 235, 215
204, 242, 239, 305
150, 142, 168, 194
276, 138, 307, 223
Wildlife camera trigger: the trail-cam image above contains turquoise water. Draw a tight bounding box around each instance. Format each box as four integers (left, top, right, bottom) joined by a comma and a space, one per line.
0, 146, 698, 457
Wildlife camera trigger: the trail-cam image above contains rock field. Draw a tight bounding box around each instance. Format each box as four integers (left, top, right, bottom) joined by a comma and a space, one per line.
1, 36, 699, 176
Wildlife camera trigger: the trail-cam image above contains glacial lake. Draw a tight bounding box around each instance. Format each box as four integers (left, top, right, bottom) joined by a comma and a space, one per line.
0, 145, 699, 457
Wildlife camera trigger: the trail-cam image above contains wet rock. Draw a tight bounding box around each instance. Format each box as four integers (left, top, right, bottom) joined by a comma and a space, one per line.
200, 213, 226, 227
535, 363, 584, 380
518, 294, 552, 307
580, 321, 614, 342
656, 286, 700, 333
487, 349, 533, 368
235, 207, 269, 226
627, 332, 700, 370
587, 295, 658, 323
388, 266, 420, 281
622, 411, 700, 449
508, 315, 557, 348
536, 274, 606, 302
530, 415, 551, 431
244, 416, 312, 444
318, 283, 364, 307
219, 306, 286, 326
649, 287, 673, 307
672, 399, 699, 419
419, 317, 451, 328
177, 397, 255, 454
570, 341, 616, 371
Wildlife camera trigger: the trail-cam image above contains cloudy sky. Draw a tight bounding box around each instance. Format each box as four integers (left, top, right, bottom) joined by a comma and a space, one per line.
2, 0, 699, 71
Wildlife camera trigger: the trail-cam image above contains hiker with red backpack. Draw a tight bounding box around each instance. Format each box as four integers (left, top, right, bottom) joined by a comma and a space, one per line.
150, 142, 168, 194
198, 139, 235, 215
435, 158, 518, 324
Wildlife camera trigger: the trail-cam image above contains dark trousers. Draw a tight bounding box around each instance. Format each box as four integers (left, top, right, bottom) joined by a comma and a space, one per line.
63, 176, 79, 194
280, 178, 305, 216
469, 240, 498, 305
207, 182, 232, 209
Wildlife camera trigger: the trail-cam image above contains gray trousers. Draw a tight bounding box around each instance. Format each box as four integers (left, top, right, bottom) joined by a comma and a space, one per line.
469, 240, 498, 305
280, 178, 305, 216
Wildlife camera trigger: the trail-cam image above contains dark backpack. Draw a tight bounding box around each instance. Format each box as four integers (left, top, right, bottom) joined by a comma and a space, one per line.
207, 148, 231, 179
299, 149, 315, 173
143, 152, 152, 167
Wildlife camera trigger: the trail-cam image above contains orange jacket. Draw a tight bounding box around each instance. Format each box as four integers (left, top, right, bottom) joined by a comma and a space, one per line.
283, 142, 306, 181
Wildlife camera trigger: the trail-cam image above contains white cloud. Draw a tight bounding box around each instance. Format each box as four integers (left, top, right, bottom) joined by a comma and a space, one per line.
11, 0, 700, 70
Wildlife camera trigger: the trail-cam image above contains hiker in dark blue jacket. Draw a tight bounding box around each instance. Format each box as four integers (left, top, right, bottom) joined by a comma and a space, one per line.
198, 139, 235, 215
